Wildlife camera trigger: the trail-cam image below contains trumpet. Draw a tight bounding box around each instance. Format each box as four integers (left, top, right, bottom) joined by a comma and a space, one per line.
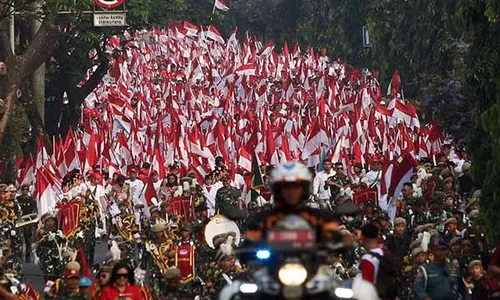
15, 214, 39, 229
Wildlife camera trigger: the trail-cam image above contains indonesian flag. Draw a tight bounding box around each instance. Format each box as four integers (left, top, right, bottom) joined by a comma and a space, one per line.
183, 21, 199, 37
206, 26, 225, 44
35, 168, 58, 218
381, 153, 417, 218
214, 0, 230, 11
235, 64, 256, 76
238, 147, 252, 172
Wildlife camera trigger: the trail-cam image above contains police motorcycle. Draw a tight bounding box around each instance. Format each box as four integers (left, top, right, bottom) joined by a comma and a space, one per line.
219, 211, 357, 300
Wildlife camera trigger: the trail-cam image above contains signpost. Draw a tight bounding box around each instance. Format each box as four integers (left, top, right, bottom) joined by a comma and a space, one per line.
93, 12, 126, 27
92, 0, 127, 27
93, 0, 126, 9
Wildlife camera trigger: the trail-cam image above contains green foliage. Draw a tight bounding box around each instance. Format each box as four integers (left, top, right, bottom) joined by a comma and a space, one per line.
0, 103, 30, 183
458, 0, 500, 241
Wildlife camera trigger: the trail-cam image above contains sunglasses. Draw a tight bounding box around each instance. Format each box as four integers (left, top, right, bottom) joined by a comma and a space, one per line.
116, 273, 128, 278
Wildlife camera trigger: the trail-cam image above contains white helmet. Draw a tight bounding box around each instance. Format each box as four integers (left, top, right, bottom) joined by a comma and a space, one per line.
270, 162, 312, 185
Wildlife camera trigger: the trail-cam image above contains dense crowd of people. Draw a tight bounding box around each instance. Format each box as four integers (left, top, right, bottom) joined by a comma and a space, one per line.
0, 23, 498, 300
0, 151, 499, 299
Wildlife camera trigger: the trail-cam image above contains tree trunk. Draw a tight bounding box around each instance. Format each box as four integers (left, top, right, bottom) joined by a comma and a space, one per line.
0, 14, 63, 143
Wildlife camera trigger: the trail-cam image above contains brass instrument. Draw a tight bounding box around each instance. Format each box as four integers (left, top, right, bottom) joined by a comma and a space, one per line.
15, 213, 39, 228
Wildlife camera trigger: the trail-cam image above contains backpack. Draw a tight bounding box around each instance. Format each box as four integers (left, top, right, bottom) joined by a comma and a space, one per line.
368, 251, 400, 299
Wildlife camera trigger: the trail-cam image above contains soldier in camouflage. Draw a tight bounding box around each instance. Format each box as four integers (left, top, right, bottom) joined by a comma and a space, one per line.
16, 184, 37, 262
160, 267, 197, 299
36, 212, 67, 281
45, 261, 87, 300
0, 185, 23, 264
215, 178, 242, 215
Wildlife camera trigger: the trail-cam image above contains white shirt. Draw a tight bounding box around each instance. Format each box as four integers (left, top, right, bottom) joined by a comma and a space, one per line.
313, 170, 335, 199
203, 181, 223, 216
361, 247, 384, 284
366, 170, 381, 188
126, 179, 145, 205
231, 174, 247, 198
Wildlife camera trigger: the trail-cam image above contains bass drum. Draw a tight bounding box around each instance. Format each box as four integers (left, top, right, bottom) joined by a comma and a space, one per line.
204, 214, 241, 249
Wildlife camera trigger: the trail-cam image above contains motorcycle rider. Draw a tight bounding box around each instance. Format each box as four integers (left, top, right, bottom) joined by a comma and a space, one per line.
242, 161, 342, 260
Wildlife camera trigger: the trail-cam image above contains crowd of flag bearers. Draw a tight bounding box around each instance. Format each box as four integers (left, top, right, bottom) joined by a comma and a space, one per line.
0, 21, 498, 300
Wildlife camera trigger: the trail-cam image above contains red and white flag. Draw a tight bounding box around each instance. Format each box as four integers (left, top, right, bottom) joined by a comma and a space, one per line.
235, 64, 256, 76
206, 26, 225, 44
214, 0, 230, 12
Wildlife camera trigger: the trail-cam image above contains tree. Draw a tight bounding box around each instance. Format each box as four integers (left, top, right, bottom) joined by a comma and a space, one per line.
457, 0, 500, 241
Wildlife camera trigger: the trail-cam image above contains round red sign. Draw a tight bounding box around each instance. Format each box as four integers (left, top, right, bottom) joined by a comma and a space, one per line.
94, 0, 125, 9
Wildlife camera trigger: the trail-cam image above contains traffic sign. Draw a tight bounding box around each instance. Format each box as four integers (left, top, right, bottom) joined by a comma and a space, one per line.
94, 0, 125, 9
93, 12, 127, 27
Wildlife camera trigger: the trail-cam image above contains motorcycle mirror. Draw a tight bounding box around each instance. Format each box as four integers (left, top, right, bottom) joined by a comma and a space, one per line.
334, 203, 360, 216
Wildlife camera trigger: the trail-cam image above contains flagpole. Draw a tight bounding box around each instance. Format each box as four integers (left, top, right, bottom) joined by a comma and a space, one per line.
211, 0, 217, 15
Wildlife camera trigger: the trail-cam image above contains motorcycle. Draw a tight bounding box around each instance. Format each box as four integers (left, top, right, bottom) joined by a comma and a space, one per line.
219, 214, 356, 300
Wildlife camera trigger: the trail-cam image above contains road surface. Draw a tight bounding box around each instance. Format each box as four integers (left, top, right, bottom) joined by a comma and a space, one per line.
22, 239, 109, 292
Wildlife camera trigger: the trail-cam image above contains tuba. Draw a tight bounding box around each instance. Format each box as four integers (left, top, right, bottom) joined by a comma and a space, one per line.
15, 213, 39, 228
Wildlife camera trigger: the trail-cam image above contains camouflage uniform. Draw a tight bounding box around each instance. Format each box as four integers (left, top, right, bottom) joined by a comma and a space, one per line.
214, 187, 241, 213
160, 283, 199, 300
0, 198, 23, 262
326, 173, 352, 202
16, 194, 37, 262
36, 226, 67, 280
45, 279, 87, 300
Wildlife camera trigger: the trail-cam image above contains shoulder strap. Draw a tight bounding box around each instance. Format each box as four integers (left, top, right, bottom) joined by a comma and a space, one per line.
367, 251, 382, 259
419, 265, 428, 290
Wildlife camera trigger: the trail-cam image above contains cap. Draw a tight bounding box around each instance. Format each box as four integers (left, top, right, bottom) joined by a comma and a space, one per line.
468, 210, 480, 219
128, 167, 138, 174
65, 261, 81, 278
445, 218, 458, 225
412, 247, 425, 257
79, 277, 92, 287
394, 217, 406, 226
468, 260, 482, 271
65, 269, 80, 278
151, 223, 165, 233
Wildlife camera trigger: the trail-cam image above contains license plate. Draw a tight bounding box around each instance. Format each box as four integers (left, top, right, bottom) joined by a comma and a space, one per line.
267, 230, 315, 245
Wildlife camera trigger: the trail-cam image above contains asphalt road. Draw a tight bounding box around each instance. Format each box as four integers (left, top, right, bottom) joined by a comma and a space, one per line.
22, 240, 109, 293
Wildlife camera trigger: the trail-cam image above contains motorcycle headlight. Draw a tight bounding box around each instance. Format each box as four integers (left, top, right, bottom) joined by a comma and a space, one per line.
278, 263, 308, 286
334, 287, 354, 299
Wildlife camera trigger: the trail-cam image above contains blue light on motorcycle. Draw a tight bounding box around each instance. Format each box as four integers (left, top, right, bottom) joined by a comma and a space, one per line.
256, 249, 271, 260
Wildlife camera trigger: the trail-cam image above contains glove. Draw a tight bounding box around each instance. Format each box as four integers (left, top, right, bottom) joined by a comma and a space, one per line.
76, 231, 84, 239
57, 230, 65, 239
48, 232, 56, 241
